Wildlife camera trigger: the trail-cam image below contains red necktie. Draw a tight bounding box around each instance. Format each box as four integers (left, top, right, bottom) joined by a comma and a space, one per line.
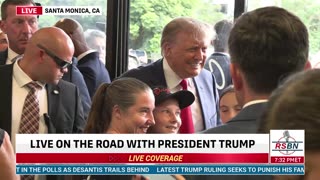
19, 82, 41, 134
19, 82, 41, 180
179, 79, 195, 133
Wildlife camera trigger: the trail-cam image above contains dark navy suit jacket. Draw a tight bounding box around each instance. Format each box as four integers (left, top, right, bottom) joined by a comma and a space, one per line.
0, 63, 87, 180
186, 103, 272, 180
0, 64, 86, 136
204, 52, 232, 95
203, 102, 267, 133
77, 51, 111, 98
121, 59, 221, 130
0, 49, 91, 120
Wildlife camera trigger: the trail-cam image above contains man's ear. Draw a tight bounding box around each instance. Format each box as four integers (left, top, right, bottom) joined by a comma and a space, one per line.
0, 20, 7, 33
162, 42, 172, 58
304, 60, 311, 70
230, 63, 243, 91
38, 50, 45, 62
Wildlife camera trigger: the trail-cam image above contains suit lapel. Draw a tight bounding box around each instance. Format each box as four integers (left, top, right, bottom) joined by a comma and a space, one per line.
0, 49, 8, 65
192, 75, 208, 125
150, 59, 167, 86
46, 84, 61, 133
228, 103, 267, 123
0, 64, 13, 136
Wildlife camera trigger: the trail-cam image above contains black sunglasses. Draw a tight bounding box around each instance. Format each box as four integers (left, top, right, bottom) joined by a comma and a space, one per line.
37, 44, 72, 69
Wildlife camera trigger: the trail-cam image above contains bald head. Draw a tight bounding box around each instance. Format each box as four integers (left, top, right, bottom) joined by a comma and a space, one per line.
20, 27, 74, 84
27, 27, 74, 62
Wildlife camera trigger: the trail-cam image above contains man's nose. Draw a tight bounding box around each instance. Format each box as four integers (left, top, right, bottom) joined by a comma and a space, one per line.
195, 48, 205, 60
170, 113, 179, 124
22, 22, 32, 34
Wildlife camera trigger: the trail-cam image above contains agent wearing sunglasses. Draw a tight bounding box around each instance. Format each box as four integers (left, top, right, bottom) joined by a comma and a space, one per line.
0, 0, 91, 124
37, 44, 72, 74
0, 27, 86, 167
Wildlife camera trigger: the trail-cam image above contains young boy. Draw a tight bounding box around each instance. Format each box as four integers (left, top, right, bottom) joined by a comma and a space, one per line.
148, 87, 195, 134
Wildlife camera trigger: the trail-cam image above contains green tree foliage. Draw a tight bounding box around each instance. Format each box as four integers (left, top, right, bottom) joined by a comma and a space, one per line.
281, 0, 320, 55
248, 0, 320, 56
129, 0, 228, 59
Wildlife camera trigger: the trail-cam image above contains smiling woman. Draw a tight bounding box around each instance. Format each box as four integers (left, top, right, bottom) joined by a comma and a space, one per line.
83, 78, 154, 180
84, 77, 155, 134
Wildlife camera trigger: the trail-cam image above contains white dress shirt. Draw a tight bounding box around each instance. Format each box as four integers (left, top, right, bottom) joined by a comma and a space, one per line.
77, 49, 97, 61
11, 61, 48, 151
163, 58, 204, 131
6, 47, 20, 64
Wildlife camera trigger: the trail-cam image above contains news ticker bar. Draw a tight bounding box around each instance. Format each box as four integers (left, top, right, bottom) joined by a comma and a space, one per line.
16, 153, 269, 164
16, 165, 305, 175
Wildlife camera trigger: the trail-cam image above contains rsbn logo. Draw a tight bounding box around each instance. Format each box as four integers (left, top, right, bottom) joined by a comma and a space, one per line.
272, 130, 303, 155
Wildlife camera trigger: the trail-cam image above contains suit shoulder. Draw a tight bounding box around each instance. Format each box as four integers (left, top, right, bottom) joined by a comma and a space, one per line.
122, 65, 150, 76
121, 61, 159, 78
202, 125, 230, 134
58, 80, 77, 89
200, 68, 214, 77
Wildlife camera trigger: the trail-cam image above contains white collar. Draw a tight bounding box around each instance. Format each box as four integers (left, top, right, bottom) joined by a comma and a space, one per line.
8, 47, 20, 63
77, 50, 97, 61
243, 99, 268, 109
13, 61, 45, 89
163, 58, 184, 90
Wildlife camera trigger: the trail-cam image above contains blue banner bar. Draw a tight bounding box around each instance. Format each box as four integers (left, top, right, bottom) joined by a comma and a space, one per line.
16, 165, 304, 175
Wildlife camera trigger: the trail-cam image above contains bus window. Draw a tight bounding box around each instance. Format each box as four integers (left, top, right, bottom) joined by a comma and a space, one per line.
37, 0, 107, 63
248, 0, 320, 68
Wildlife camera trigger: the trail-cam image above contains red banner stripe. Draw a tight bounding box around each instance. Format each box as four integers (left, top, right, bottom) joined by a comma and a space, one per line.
16, 6, 43, 15
17, 153, 268, 164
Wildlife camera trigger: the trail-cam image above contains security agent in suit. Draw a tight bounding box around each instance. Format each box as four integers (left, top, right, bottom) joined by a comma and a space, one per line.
188, 6, 310, 180
0, 27, 86, 147
204, 20, 233, 95
122, 17, 221, 131
0, 49, 91, 120
54, 18, 111, 98
0, 0, 91, 119
0, 28, 86, 180
205, 52, 232, 95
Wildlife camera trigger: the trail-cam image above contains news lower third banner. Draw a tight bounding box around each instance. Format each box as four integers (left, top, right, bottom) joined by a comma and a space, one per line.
16, 130, 305, 175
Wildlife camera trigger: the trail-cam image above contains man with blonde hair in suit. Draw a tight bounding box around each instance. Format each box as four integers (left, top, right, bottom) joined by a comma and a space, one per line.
122, 17, 221, 133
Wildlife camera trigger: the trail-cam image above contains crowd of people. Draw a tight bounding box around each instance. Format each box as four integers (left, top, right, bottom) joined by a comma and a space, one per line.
0, 0, 319, 180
